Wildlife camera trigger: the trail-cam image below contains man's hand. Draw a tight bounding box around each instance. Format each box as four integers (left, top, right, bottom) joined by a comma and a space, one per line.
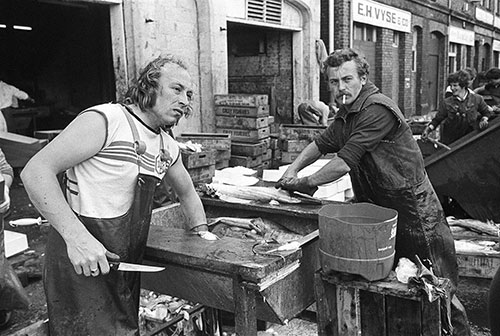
66, 230, 114, 277
421, 125, 433, 141
190, 224, 218, 240
479, 117, 489, 130
276, 176, 318, 196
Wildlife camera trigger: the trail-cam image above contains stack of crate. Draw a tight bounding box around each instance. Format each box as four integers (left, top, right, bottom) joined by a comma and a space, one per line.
176, 133, 231, 169
278, 124, 327, 164
214, 94, 272, 171
180, 149, 216, 184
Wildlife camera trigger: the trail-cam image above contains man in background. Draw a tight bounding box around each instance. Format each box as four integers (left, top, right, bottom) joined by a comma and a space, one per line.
0, 81, 34, 132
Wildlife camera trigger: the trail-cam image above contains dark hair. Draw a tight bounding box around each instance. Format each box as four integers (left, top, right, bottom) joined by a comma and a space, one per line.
463, 67, 477, 80
485, 67, 500, 80
447, 70, 470, 88
125, 55, 188, 111
323, 48, 370, 78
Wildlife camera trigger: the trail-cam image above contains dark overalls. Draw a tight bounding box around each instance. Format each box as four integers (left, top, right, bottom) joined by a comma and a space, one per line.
316, 82, 471, 336
44, 108, 161, 336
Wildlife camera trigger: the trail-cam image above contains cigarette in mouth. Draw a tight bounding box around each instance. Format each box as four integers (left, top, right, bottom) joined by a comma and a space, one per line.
342, 95, 346, 104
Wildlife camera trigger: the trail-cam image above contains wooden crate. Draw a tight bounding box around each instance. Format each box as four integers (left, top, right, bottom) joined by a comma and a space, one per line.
214, 94, 268, 107
181, 150, 216, 169
217, 127, 269, 143
229, 155, 262, 168
215, 105, 270, 118
176, 133, 231, 151
279, 139, 312, 152
281, 151, 301, 164
231, 142, 267, 157
315, 270, 451, 336
215, 116, 269, 130
215, 149, 231, 161
262, 149, 272, 162
215, 159, 230, 169
456, 250, 500, 278
187, 165, 215, 184
279, 124, 326, 141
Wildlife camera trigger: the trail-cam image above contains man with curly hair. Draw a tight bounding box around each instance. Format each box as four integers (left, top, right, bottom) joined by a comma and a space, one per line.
21, 55, 216, 335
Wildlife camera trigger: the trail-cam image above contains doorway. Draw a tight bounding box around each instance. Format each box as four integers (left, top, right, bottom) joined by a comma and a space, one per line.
0, 0, 115, 132
425, 32, 441, 113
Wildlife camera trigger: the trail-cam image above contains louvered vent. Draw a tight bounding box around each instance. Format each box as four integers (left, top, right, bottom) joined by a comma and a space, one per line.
247, 0, 282, 24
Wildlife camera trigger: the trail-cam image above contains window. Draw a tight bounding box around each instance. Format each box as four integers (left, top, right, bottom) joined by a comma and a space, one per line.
412, 30, 418, 72
392, 31, 399, 47
449, 43, 458, 73
353, 22, 377, 42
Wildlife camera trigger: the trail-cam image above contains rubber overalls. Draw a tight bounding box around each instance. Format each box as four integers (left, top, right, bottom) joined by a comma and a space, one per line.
44, 107, 160, 336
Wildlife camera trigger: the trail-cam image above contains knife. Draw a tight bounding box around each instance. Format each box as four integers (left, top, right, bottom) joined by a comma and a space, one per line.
109, 261, 164, 272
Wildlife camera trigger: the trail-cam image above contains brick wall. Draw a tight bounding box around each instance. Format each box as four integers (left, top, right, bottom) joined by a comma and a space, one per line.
333, 0, 350, 49
400, 31, 414, 116
376, 29, 393, 96
227, 29, 294, 124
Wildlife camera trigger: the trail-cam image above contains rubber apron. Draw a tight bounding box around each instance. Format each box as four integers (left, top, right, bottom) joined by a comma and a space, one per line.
44, 108, 160, 336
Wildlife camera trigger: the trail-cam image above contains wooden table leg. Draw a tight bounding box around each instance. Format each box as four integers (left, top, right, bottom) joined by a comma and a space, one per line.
233, 277, 257, 336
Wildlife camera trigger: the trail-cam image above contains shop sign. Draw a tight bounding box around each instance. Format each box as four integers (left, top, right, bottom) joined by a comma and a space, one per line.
493, 40, 500, 52
449, 26, 475, 46
476, 7, 494, 25
353, 0, 411, 33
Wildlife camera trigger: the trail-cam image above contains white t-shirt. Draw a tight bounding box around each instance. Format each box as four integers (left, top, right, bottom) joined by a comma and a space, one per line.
65, 103, 179, 218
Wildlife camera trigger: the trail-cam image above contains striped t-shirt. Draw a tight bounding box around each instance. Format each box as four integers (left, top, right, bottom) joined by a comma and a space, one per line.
65, 103, 179, 218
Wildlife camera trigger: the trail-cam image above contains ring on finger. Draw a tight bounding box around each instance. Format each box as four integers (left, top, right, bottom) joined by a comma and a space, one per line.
91, 268, 99, 276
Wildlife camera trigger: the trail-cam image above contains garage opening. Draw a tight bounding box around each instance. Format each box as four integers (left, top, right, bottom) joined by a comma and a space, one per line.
0, 0, 115, 136
227, 22, 293, 125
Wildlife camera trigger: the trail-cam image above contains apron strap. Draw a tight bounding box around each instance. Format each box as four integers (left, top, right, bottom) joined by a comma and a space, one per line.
120, 104, 146, 166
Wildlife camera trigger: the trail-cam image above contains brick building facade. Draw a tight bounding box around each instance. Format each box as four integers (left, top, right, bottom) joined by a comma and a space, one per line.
321, 0, 500, 117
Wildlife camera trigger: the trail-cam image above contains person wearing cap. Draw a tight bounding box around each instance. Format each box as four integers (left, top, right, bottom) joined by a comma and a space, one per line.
297, 100, 337, 126
423, 70, 491, 145
474, 67, 500, 113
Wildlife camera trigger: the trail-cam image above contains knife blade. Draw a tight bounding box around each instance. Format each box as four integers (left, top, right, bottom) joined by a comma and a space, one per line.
109, 261, 164, 272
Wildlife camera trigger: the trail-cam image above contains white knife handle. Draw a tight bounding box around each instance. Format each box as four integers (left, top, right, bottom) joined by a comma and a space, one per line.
9, 217, 43, 227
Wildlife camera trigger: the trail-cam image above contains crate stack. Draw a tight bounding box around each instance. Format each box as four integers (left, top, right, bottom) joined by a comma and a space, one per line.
176, 133, 231, 169
214, 94, 274, 172
180, 149, 216, 184
278, 124, 327, 164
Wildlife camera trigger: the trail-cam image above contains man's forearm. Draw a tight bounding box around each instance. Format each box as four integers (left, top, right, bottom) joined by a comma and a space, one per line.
307, 155, 351, 187
179, 191, 207, 230
286, 142, 323, 175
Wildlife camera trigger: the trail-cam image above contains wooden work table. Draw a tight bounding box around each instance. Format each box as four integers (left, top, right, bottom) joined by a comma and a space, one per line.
142, 201, 323, 336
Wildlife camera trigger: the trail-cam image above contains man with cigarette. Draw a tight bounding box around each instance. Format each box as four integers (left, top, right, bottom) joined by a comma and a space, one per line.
276, 48, 471, 336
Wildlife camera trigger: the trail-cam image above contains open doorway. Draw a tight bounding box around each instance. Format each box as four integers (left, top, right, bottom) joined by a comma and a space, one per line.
226, 22, 294, 124
0, 0, 115, 135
